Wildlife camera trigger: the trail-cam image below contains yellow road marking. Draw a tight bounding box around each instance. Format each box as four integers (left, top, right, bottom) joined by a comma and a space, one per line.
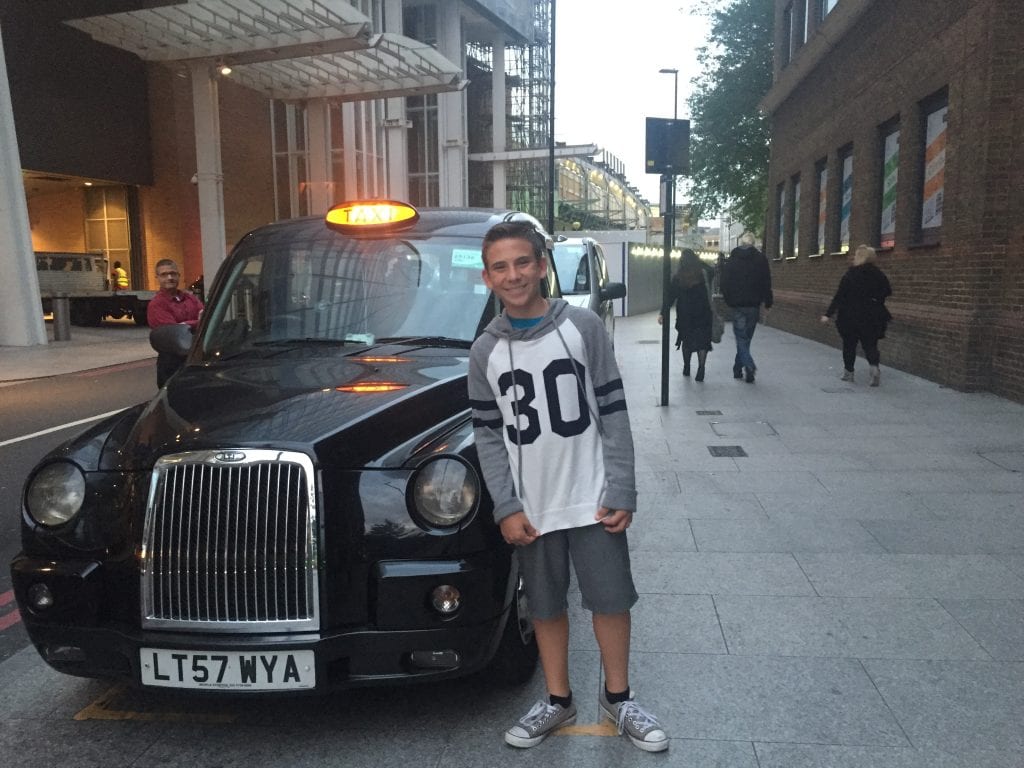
74, 685, 237, 723
554, 721, 619, 737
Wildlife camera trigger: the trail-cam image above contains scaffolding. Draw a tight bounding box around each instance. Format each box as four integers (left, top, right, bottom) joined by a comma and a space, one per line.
505, 0, 551, 219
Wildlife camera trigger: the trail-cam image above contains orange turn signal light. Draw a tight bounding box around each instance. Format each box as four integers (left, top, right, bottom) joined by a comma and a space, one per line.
325, 200, 419, 234
336, 382, 408, 393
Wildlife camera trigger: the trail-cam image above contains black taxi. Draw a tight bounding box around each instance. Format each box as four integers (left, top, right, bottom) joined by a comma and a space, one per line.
11, 201, 554, 693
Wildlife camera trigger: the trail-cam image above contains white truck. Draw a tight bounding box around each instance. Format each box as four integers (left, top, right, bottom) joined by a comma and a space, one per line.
36, 252, 154, 326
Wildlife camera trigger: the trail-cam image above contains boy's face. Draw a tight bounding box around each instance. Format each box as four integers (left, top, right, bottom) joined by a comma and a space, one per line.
481, 237, 549, 318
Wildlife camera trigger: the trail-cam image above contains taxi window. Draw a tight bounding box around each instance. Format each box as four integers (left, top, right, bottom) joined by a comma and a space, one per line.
199, 231, 493, 359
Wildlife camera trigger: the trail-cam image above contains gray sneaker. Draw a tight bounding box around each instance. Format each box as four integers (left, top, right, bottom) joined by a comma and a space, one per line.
599, 690, 669, 752
504, 700, 577, 748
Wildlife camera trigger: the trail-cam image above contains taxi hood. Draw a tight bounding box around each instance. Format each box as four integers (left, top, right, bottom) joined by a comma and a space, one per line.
120, 346, 471, 470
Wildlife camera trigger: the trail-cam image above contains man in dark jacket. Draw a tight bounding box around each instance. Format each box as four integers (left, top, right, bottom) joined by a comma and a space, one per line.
721, 232, 773, 383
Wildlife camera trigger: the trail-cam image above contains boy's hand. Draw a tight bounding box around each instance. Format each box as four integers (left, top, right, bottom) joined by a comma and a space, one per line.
499, 511, 539, 546
596, 507, 632, 533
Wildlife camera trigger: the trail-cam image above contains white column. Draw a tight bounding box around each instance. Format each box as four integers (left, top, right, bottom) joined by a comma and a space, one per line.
436, 1, 467, 206
190, 62, 227, 285
0, 22, 46, 346
306, 99, 333, 213
491, 33, 506, 209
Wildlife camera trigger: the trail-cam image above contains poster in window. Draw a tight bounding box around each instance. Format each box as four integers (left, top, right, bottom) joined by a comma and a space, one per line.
840, 155, 853, 252
792, 179, 800, 257
880, 130, 899, 247
921, 106, 947, 230
817, 167, 827, 253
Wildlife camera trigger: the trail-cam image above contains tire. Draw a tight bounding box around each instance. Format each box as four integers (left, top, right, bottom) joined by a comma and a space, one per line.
488, 573, 538, 686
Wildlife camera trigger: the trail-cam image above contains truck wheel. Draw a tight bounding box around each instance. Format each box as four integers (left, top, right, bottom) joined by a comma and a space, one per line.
133, 302, 149, 327
488, 575, 538, 686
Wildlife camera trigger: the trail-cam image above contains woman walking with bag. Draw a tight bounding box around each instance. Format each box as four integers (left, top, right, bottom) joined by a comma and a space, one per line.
820, 244, 893, 386
659, 249, 715, 381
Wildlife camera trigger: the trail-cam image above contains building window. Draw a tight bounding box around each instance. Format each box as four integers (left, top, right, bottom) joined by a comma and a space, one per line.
782, 3, 795, 66
789, 174, 801, 258
84, 186, 130, 282
919, 90, 947, 242
879, 120, 900, 249
804, 0, 814, 40
404, 4, 439, 208
820, 0, 839, 20
271, 101, 309, 219
813, 159, 827, 255
776, 183, 785, 260
837, 146, 853, 253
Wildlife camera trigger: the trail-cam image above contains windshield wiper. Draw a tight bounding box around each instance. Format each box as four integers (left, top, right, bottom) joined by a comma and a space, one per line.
376, 336, 473, 349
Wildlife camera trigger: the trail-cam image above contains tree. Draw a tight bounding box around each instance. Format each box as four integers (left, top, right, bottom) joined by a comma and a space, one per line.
686, 0, 774, 234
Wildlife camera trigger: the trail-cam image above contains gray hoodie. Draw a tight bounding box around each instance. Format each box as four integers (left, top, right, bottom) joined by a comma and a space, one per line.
468, 299, 636, 534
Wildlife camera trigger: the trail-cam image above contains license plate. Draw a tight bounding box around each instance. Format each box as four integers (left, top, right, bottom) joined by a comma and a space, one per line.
140, 648, 315, 691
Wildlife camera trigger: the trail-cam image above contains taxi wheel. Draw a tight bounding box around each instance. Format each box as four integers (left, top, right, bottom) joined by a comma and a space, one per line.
488, 575, 538, 686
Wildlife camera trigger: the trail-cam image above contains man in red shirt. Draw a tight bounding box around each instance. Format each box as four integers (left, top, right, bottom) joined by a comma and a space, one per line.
148, 258, 203, 386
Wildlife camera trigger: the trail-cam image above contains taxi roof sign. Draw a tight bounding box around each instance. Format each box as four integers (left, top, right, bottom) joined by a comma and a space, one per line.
325, 200, 419, 234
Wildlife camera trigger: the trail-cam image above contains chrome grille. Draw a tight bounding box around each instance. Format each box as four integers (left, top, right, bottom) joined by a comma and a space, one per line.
141, 450, 319, 632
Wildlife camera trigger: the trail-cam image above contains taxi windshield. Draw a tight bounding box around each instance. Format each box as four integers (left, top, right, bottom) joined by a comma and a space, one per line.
552, 243, 589, 295
197, 227, 493, 360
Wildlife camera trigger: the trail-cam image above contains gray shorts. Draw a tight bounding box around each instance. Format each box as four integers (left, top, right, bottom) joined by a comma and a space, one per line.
518, 523, 638, 620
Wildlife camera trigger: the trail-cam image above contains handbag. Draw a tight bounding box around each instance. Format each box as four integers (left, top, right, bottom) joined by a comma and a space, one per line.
705, 272, 724, 344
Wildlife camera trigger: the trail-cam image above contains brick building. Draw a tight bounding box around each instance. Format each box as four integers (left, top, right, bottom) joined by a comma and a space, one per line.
761, 0, 1024, 401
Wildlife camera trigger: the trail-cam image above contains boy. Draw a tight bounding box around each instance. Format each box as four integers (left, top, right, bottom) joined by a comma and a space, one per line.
468, 221, 668, 752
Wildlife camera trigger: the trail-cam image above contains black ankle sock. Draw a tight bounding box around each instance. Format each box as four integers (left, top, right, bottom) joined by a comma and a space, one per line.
549, 692, 572, 708
604, 687, 630, 705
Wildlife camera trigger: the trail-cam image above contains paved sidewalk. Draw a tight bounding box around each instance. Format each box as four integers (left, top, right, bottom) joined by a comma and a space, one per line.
1, 312, 1022, 767
0, 319, 154, 384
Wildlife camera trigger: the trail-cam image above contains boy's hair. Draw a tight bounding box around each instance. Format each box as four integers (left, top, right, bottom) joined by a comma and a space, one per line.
481, 221, 546, 267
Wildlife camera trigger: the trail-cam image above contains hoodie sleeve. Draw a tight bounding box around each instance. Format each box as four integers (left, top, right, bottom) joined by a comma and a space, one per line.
468, 334, 523, 524
571, 310, 637, 513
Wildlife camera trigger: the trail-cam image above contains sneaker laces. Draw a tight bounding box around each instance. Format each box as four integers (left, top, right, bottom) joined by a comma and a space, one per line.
615, 701, 660, 735
520, 701, 560, 731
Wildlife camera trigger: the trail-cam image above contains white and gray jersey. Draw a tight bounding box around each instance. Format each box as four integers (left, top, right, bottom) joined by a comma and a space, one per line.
468, 299, 636, 535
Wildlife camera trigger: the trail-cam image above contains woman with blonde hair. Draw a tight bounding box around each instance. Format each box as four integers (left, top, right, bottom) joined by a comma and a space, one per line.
820, 244, 892, 386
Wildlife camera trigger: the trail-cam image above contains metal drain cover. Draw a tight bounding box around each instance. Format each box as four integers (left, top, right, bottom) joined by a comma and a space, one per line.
708, 445, 747, 457
696, 410, 723, 416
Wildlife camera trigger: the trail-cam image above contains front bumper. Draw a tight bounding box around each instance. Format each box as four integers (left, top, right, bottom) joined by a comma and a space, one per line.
12, 554, 511, 692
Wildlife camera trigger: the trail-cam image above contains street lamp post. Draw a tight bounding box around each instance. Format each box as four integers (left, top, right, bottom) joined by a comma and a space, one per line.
658, 67, 678, 407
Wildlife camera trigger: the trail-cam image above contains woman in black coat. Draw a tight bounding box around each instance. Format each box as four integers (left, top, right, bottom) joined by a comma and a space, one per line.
820, 244, 893, 386
659, 249, 714, 381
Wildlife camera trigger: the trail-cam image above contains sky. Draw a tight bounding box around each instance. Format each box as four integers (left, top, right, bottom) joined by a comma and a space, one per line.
553, 0, 712, 205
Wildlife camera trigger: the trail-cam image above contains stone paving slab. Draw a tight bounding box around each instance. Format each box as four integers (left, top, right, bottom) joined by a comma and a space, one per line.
633, 552, 816, 596
861, 516, 1024, 554
715, 595, 991, 659
691, 518, 885, 553
796, 554, 1024, 598
937, 598, 1024, 660
862, 659, 1024, 753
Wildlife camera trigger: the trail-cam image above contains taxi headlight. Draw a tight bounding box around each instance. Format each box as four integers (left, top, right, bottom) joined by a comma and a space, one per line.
410, 457, 479, 528
25, 461, 86, 527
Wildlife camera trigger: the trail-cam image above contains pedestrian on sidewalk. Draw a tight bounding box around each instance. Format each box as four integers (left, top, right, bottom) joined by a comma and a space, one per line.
148, 258, 203, 387
659, 248, 714, 381
721, 231, 773, 383
469, 221, 668, 753
820, 244, 892, 386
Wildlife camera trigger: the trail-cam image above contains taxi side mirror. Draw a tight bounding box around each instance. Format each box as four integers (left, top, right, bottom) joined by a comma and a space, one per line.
149, 323, 194, 357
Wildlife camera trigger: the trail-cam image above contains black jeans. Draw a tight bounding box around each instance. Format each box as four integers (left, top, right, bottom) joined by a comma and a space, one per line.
841, 331, 880, 370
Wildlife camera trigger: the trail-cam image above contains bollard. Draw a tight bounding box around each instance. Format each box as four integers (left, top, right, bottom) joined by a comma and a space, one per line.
53, 294, 72, 341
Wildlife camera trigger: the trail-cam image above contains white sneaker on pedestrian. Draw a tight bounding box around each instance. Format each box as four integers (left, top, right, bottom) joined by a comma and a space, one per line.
598, 690, 669, 752
840, 369, 854, 382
